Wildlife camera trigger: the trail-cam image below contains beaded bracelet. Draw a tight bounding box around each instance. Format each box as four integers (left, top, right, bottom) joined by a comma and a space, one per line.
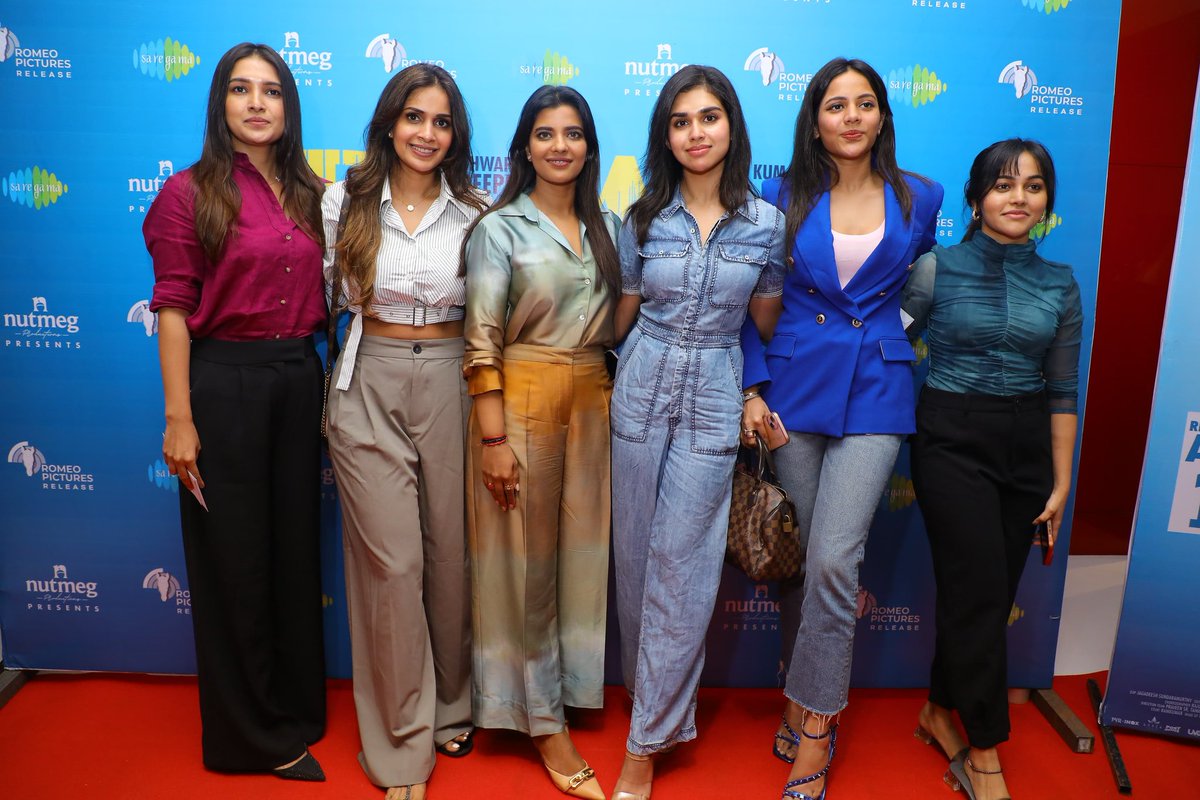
481, 435, 508, 447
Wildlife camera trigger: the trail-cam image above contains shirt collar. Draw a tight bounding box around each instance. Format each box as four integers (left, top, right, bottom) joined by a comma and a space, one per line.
497, 191, 542, 223
380, 173, 475, 221
657, 185, 759, 224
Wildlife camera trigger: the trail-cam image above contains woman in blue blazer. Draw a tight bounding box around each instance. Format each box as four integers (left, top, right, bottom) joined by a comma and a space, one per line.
739, 57, 942, 800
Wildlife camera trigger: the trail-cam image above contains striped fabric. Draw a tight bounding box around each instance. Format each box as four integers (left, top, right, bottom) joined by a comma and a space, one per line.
321, 175, 487, 390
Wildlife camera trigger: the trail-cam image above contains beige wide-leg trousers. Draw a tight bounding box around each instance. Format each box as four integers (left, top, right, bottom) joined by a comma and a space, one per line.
467, 345, 611, 736
328, 334, 472, 787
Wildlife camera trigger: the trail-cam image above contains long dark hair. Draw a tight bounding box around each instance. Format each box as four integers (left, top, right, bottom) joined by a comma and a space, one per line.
338, 64, 485, 307
190, 42, 324, 262
462, 85, 619, 293
780, 57, 927, 255
962, 138, 1057, 242
628, 65, 753, 246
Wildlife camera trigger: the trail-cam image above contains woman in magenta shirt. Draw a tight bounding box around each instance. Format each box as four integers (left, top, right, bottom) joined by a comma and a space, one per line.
144, 42, 328, 781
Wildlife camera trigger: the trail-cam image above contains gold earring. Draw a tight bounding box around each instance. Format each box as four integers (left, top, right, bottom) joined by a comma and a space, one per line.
388, 132, 394, 139
971, 208, 980, 221
1039, 211, 1047, 223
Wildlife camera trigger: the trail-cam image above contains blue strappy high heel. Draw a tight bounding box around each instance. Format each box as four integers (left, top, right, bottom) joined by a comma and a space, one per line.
781, 723, 838, 800
773, 713, 800, 763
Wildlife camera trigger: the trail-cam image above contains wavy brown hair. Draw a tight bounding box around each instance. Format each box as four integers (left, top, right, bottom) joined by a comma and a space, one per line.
338, 64, 485, 308
461, 85, 620, 294
190, 42, 324, 262
780, 57, 929, 259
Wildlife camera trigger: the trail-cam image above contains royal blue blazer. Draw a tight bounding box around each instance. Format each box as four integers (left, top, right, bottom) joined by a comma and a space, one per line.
742, 174, 943, 437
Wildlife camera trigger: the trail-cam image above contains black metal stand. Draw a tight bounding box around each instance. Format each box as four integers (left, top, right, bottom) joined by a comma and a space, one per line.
1032, 687, 1096, 753
1088, 678, 1133, 794
0, 662, 33, 710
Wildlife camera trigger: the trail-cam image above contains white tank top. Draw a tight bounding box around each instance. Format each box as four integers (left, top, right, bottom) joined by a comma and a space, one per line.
832, 220, 884, 289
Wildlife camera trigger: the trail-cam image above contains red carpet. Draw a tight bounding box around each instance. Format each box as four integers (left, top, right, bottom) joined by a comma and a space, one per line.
0, 672, 1195, 798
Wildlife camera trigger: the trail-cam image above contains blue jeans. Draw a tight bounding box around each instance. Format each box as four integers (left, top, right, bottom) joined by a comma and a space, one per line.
611, 320, 742, 754
775, 432, 902, 715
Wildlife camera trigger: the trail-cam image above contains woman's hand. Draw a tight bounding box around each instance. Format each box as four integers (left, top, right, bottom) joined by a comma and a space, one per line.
1032, 486, 1070, 547
481, 443, 520, 511
164, 417, 203, 491
741, 395, 774, 447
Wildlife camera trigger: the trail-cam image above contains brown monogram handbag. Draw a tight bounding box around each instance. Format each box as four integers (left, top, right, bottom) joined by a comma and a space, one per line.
726, 436, 802, 581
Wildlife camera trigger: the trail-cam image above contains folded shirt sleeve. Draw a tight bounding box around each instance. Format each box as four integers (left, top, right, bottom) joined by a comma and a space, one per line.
463, 219, 511, 395
145, 174, 204, 314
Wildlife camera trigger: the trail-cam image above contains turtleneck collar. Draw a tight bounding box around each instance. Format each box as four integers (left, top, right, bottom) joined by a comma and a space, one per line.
968, 229, 1038, 264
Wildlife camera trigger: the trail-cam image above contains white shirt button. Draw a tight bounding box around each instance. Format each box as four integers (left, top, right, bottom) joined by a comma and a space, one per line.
584, 278, 591, 286
280, 298, 287, 305
578, 314, 586, 321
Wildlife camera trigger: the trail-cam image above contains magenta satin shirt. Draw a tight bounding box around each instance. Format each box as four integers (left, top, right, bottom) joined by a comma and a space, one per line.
144, 153, 326, 341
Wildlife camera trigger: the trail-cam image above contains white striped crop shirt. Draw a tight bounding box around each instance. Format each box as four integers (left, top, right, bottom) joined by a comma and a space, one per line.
321, 175, 487, 390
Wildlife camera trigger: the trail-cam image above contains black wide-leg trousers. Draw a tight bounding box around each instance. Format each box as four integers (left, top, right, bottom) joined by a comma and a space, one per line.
180, 337, 327, 771
911, 386, 1052, 749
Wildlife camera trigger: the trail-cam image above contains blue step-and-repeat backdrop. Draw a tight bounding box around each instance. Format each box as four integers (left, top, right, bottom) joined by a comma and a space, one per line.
0, 0, 1121, 687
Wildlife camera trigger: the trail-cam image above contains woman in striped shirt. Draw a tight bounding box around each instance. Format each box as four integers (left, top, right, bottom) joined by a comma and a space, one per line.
321, 64, 487, 800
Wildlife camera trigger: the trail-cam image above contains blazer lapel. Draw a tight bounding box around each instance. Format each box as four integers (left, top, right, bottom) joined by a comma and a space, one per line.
794, 192, 859, 316
842, 181, 909, 296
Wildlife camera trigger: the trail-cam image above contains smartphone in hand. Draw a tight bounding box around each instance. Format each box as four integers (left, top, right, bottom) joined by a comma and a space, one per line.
765, 411, 790, 450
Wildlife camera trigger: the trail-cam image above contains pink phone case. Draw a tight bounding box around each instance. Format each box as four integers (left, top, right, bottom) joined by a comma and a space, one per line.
765, 412, 790, 450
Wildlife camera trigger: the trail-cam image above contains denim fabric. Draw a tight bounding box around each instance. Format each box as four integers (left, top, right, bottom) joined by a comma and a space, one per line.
612, 191, 787, 754
775, 432, 902, 715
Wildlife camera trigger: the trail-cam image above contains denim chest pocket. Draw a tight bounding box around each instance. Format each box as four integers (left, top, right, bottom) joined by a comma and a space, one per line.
636, 238, 690, 302
709, 242, 769, 308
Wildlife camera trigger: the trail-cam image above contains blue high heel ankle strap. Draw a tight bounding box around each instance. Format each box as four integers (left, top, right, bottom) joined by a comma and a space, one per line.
781, 725, 838, 800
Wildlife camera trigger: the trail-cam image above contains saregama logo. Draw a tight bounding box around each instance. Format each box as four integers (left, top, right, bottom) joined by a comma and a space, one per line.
542, 50, 579, 86
1021, 0, 1071, 12
1031, 212, 1063, 239
2, 166, 67, 209
886, 64, 947, 108
132, 38, 201, 81
886, 473, 916, 511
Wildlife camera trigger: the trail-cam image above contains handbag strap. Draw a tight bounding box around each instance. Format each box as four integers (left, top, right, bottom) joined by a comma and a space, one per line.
325, 190, 352, 370
753, 435, 781, 484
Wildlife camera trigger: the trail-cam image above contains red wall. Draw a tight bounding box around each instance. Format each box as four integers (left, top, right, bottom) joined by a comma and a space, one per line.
1071, 2, 1200, 554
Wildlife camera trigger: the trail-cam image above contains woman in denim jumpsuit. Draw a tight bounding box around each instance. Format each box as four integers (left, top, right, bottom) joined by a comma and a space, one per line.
609, 65, 787, 800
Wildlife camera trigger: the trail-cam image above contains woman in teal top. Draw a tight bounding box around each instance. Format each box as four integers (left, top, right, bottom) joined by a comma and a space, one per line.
903, 138, 1082, 800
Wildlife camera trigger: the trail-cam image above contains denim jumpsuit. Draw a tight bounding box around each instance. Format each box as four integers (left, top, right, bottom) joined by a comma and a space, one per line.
611, 189, 786, 754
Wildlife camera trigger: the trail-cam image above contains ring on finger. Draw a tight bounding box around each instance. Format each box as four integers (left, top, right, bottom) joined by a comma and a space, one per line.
486, 482, 495, 490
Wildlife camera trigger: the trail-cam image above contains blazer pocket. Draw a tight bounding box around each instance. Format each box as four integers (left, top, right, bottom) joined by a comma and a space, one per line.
878, 337, 917, 362
765, 334, 796, 359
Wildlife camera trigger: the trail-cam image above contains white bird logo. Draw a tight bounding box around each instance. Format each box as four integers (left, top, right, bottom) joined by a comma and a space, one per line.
998, 60, 1038, 99
0, 26, 18, 62
745, 47, 784, 87
366, 34, 405, 73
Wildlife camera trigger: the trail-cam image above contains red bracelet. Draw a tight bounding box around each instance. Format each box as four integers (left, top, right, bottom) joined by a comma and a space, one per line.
482, 435, 507, 447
